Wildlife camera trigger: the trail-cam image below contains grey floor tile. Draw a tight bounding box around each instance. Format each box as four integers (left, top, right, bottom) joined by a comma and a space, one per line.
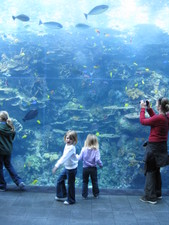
46, 207, 71, 218
0, 191, 168, 225
92, 212, 115, 225
159, 222, 169, 225
45, 218, 70, 225
153, 211, 169, 224
115, 222, 138, 225
92, 202, 113, 212
71, 210, 92, 220
110, 195, 132, 211
150, 200, 169, 212
93, 222, 115, 225
22, 218, 48, 225
24, 207, 50, 218
0, 205, 27, 217
70, 218, 93, 225
137, 221, 160, 225
164, 196, 169, 204
0, 215, 37, 225
113, 211, 137, 224
92, 210, 114, 218
134, 209, 157, 220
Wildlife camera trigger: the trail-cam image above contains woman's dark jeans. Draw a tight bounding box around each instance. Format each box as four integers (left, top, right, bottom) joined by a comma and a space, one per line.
0, 154, 22, 189
56, 168, 77, 204
143, 142, 168, 200
82, 167, 99, 198
144, 168, 161, 200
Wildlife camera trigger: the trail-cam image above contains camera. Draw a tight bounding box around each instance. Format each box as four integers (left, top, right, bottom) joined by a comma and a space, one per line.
145, 100, 149, 107
139, 100, 149, 107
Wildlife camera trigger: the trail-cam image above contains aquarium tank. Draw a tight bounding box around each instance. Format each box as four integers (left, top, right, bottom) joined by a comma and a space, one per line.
0, 0, 169, 189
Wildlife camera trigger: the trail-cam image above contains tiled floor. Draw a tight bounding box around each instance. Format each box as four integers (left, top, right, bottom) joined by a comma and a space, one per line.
0, 187, 169, 225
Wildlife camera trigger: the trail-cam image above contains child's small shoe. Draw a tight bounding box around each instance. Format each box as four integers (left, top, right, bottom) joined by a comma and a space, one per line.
82, 195, 88, 200
19, 182, 25, 190
94, 195, 99, 199
157, 196, 162, 200
64, 200, 70, 205
82, 196, 88, 200
0, 188, 6, 192
55, 196, 67, 201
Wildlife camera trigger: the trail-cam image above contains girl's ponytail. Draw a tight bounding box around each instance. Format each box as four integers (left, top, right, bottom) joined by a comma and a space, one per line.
6, 118, 15, 132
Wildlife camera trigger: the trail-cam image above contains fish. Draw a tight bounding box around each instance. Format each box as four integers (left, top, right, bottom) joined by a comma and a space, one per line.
95, 29, 100, 34
37, 120, 41, 124
96, 132, 100, 137
20, 52, 25, 56
84, 5, 109, 20
23, 109, 38, 122
75, 23, 90, 29
104, 33, 110, 37
22, 135, 27, 139
31, 179, 38, 185
39, 20, 63, 29
93, 65, 99, 69
12, 14, 30, 22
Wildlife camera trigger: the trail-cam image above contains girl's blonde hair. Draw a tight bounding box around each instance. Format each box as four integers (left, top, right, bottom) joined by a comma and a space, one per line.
64, 130, 78, 145
0, 111, 15, 132
84, 134, 99, 150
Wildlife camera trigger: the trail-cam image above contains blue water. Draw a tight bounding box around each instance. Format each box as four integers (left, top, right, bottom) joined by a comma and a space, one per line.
0, 0, 169, 189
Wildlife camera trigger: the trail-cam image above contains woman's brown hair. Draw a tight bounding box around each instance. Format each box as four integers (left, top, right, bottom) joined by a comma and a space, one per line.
158, 97, 169, 114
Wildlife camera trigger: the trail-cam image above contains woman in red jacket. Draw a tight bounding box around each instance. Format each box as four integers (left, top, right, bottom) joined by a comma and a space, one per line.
140, 97, 169, 204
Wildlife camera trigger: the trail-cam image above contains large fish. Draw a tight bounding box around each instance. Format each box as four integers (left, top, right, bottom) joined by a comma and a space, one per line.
75, 23, 90, 29
23, 109, 38, 122
12, 14, 30, 22
39, 20, 63, 29
84, 5, 109, 20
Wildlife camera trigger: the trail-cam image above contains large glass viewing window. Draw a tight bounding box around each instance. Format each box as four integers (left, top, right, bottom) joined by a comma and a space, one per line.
0, 0, 169, 189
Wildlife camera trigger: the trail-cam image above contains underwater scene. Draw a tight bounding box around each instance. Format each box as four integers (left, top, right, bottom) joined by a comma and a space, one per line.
0, 0, 169, 189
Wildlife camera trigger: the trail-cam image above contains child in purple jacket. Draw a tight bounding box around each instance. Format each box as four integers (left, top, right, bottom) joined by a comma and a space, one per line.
77, 134, 103, 199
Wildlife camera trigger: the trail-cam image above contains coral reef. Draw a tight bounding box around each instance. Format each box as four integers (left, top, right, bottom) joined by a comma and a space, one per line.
0, 22, 169, 189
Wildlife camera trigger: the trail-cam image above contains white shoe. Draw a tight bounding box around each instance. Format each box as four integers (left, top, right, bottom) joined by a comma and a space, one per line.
19, 182, 25, 190
55, 196, 67, 201
64, 200, 70, 205
0, 188, 6, 192
157, 196, 162, 200
140, 196, 157, 205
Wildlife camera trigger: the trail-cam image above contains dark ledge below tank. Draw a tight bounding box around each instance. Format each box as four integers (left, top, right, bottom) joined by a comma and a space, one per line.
5, 185, 169, 196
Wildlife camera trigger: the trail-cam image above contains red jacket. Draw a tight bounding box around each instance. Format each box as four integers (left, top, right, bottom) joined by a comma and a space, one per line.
140, 108, 169, 142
